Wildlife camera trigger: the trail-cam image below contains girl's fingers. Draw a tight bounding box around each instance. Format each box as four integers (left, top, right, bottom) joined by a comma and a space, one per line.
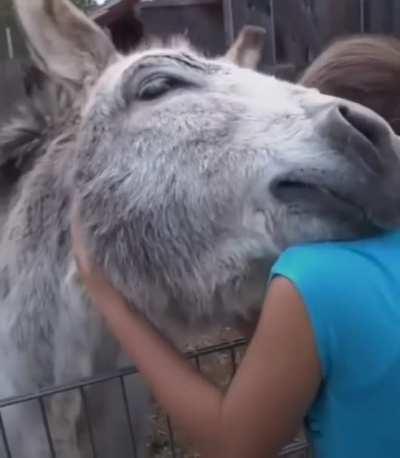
70, 208, 92, 275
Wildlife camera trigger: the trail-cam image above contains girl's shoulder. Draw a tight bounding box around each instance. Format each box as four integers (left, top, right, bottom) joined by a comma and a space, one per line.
270, 230, 400, 378
273, 229, 400, 285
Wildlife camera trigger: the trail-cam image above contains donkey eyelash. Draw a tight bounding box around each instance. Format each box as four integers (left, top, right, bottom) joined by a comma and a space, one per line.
137, 74, 185, 100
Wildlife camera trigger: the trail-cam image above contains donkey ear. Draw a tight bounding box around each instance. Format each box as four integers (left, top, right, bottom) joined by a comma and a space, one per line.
225, 25, 266, 69
13, 0, 117, 86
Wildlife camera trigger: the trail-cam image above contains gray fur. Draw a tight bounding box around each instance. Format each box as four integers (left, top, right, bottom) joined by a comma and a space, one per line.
1, 1, 400, 457
71, 54, 399, 330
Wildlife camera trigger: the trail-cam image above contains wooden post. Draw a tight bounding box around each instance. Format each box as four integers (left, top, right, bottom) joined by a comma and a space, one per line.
222, 0, 234, 47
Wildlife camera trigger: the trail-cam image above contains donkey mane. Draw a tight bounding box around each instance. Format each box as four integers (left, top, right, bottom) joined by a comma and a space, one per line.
0, 78, 70, 170
0, 35, 198, 195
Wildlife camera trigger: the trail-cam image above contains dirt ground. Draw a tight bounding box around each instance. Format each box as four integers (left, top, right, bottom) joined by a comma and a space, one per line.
146, 328, 311, 458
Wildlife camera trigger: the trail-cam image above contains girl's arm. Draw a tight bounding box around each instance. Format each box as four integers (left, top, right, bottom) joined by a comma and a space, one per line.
73, 225, 321, 458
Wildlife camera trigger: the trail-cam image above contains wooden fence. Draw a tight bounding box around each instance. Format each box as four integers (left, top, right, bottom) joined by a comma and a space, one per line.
0, 59, 25, 124
3, 0, 400, 124
139, 0, 400, 80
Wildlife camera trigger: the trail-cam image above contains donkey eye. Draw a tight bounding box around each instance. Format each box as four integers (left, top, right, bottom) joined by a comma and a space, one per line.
138, 75, 182, 100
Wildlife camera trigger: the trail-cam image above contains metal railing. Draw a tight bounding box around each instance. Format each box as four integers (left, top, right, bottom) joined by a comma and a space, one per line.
0, 338, 310, 457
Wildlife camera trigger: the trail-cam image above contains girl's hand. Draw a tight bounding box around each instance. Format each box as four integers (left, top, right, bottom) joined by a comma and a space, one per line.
70, 211, 320, 458
71, 212, 125, 309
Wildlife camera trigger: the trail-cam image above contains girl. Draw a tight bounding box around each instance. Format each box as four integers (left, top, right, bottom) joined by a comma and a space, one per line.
72, 212, 400, 457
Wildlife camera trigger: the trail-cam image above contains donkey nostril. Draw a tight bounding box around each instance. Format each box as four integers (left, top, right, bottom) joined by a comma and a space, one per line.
338, 105, 349, 119
335, 103, 390, 174
338, 104, 380, 145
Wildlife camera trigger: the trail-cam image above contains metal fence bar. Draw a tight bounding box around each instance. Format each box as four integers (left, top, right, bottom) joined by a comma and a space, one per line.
186, 338, 248, 359
360, 0, 366, 33
38, 397, 56, 458
119, 376, 138, 458
0, 338, 310, 457
0, 411, 12, 458
0, 366, 138, 409
229, 346, 237, 376
166, 415, 178, 458
79, 387, 98, 458
0, 340, 249, 410
194, 355, 201, 371
279, 440, 310, 456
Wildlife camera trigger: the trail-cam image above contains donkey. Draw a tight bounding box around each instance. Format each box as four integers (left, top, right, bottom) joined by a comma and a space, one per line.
0, 4, 265, 458
0, 22, 266, 458
1, 1, 400, 457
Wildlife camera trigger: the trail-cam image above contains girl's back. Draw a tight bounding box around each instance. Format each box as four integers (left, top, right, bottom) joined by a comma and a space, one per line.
272, 231, 400, 456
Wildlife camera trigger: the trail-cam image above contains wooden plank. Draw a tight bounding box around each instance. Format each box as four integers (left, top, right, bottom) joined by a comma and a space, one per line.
222, 0, 234, 46
90, 0, 140, 27
139, 2, 226, 56
229, 0, 321, 69
229, 0, 270, 64
360, 0, 366, 33
277, 0, 320, 65
229, 0, 247, 38
365, 0, 400, 36
262, 62, 297, 80
269, 0, 277, 64
312, 0, 362, 49
0, 59, 25, 124
229, 0, 389, 74
393, 1, 400, 36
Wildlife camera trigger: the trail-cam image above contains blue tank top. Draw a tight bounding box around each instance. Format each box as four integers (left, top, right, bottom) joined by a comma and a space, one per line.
271, 231, 400, 458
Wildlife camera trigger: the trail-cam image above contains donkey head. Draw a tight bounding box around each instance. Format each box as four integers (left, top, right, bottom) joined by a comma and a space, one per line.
13, 0, 400, 329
